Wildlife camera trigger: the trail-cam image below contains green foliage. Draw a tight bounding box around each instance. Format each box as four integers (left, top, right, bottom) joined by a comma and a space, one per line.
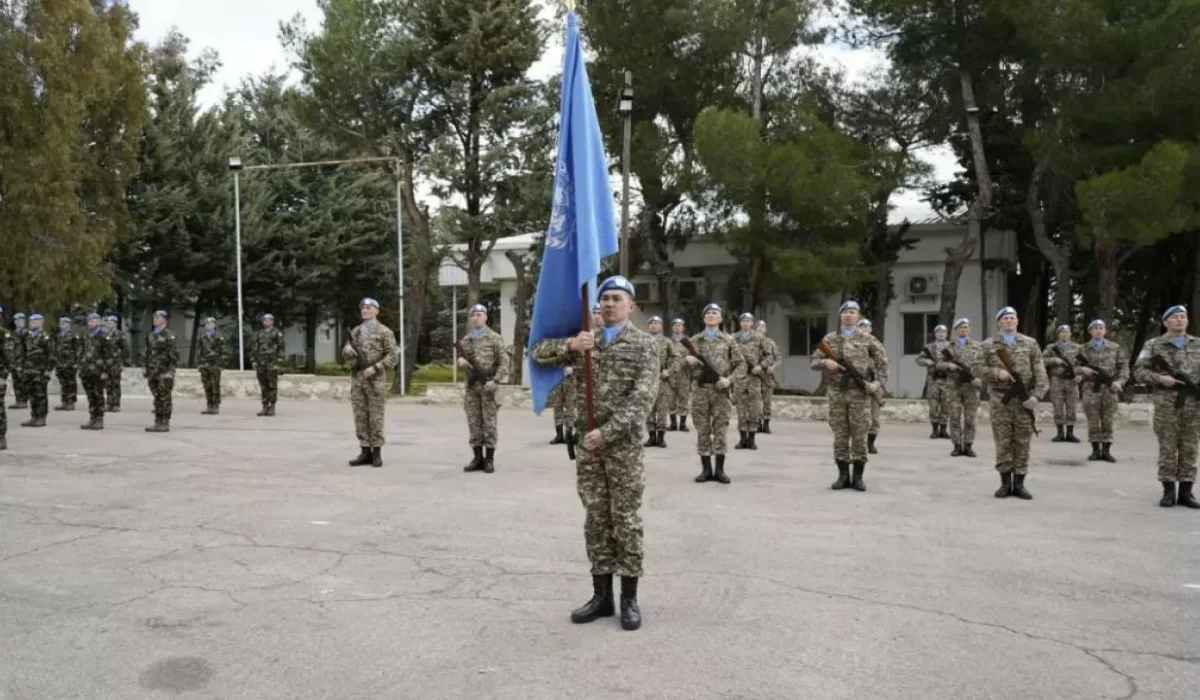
1076, 141, 1199, 247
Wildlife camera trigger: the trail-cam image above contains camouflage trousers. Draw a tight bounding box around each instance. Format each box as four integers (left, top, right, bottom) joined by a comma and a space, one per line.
668, 373, 692, 417
148, 375, 174, 421
947, 382, 980, 444
56, 367, 78, 406
761, 372, 775, 419
105, 366, 121, 410
1049, 377, 1078, 426
200, 366, 222, 406
692, 384, 732, 455
549, 380, 577, 427
1151, 392, 1200, 482
0, 379, 7, 436
649, 384, 671, 431
351, 372, 388, 447
868, 393, 881, 435
926, 376, 950, 423
464, 384, 499, 448
828, 389, 869, 462
80, 372, 105, 420
23, 370, 49, 420
734, 376, 763, 431
577, 438, 645, 578
12, 368, 27, 403
256, 366, 279, 406
1081, 385, 1118, 443
989, 395, 1034, 475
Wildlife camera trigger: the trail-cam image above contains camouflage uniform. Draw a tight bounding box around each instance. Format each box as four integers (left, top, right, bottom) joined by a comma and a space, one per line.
531, 324, 658, 579
549, 370, 578, 427
1076, 339, 1129, 449
11, 324, 28, 408
197, 330, 227, 412
21, 328, 54, 424
811, 331, 887, 480
688, 331, 746, 459
1134, 334, 1200, 489
733, 330, 772, 440
349, 320, 398, 449
460, 326, 510, 450
1042, 341, 1081, 432
0, 325, 11, 445
252, 326, 286, 413
78, 325, 117, 428
981, 333, 1049, 479
759, 334, 780, 427
863, 335, 890, 449
143, 326, 180, 428
943, 338, 984, 451
104, 321, 127, 411
668, 335, 694, 429
646, 334, 676, 437
53, 327, 82, 409
916, 341, 952, 436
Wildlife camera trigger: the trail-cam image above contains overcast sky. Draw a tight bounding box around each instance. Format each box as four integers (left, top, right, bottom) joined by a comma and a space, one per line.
128, 0, 952, 220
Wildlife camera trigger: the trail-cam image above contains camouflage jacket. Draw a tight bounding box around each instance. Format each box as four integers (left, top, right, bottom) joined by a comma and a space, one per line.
105, 327, 128, 368
760, 335, 780, 383
687, 331, 747, 388
916, 341, 953, 379
350, 321, 398, 376
531, 324, 659, 442
980, 333, 1049, 399
459, 327, 510, 385
0, 327, 11, 380
143, 328, 180, 377
196, 332, 227, 369
12, 328, 27, 366
1042, 341, 1081, 381
734, 331, 776, 379
54, 331, 82, 369
939, 338, 985, 385
650, 335, 675, 376
1134, 334, 1200, 398
78, 328, 117, 377
23, 330, 54, 374
253, 327, 286, 369
1074, 339, 1129, 392
669, 336, 694, 381
810, 329, 887, 396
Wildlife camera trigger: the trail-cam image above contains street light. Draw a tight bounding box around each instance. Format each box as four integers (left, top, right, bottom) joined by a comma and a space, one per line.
617, 71, 633, 278
229, 156, 246, 371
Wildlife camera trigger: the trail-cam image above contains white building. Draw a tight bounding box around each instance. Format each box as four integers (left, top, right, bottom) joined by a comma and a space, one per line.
439, 220, 1016, 398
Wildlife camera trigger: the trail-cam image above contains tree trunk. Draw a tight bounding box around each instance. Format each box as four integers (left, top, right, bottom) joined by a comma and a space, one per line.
395, 155, 435, 393
304, 303, 318, 374
504, 250, 531, 385
1094, 242, 1120, 324
1027, 162, 1073, 325
745, 0, 767, 314
978, 226, 988, 327
466, 261, 482, 308
188, 309, 201, 369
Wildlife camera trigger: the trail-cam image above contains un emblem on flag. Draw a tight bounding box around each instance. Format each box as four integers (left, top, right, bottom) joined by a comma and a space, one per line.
545, 162, 574, 251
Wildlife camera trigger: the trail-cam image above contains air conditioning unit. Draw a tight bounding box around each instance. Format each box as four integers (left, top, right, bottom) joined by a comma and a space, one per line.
677, 278, 706, 301
633, 281, 661, 303
906, 274, 939, 297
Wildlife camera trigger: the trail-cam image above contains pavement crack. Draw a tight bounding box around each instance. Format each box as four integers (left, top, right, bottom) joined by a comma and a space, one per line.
0, 530, 108, 563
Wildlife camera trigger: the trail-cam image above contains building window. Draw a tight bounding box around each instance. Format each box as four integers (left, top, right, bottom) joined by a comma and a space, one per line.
903, 313, 941, 355
787, 315, 828, 356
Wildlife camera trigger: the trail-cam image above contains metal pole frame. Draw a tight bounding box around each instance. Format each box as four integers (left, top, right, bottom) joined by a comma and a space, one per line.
619, 70, 632, 278
234, 170, 245, 371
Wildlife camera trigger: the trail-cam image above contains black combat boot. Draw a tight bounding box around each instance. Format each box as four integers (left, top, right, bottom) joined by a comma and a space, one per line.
1065, 425, 1080, 443
1100, 443, 1116, 463
201, 402, 214, 415
930, 422, 939, 439
1011, 474, 1033, 500
464, 446, 485, 472
679, 415, 690, 432
54, 403, 68, 411
371, 447, 383, 468
348, 447, 372, 467
80, 417, 103, 431
0, 436, 6, 450
832, 461, 851, 490
266, 404, 276, 417
695, 456, 713, 483
1160, 481, 1177, 508
668, 415, 678, 431
714, 455, 730, 484
995, 472, 1013, 498
963, 443, 977, 458
951, 443, 963, 457
257, 404, 269, 417
656, 431, 667, 448
1052, 425, 1065, 442
760, 419, 771, 434
22, 417, 46, 427
851, 462, 866, 491
938, 424, 950, 439
551, 425, 565, 445
566, 429, 576, 461
644, 428, 657, 448
620, 576, 641, 631
483, 447, 496, 474
735, 431, 748, 449
1087, 442, 1101, 461
1178, 482, 1200, 509
746, 432, 757, 450
211, 403, 220, 415
867, 433, 878, 455
570, 574, 615, 623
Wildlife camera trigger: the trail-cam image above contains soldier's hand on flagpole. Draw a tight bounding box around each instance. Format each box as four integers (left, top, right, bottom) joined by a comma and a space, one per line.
583, 429, 605, 451
685, 355, 700, 367
569, 331, 595, 352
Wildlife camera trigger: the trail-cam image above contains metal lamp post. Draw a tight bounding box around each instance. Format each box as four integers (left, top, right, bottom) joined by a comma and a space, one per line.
229, 156, 246, 371
617, 71, 633, 278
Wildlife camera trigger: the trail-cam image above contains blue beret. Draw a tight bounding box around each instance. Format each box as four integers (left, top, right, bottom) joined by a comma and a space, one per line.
953, 317, 970, 329
360, 297, 380, 309
469, 304, 487, 314
13, 312, 25, 320
647, 316, 663, 324
703, 303, 721, 314
30, 313, 43, 321
59, 316, 71, 323
858, 318, 872, 327
739, 312, 754, 322
995, 306, 1018, 321
1163, 305, 1187, 322
154, 310, 168, 318
1087, 319, 1105, 331
671, 318, 684, 325
262, 313, 274, 320
204, 317, 216, 325
105, 315, 118, 322
86, 313, 100, 321
597, 275, 635, 298
592, 304, 601, 314
839, 300, 861, 314
933, 324, 947, 333
1057, 324, 1072, 334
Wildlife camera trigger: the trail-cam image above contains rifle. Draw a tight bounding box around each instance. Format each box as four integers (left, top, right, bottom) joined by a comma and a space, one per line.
941, 347, 975, 385
1148, 355, 1200, 410
345, 329, 366, 376
1049, 345, 1076, 379
921, 346, 942, 378
816, 340, 868, 392
1075, 353, 1114, 393
680, 336, 724, 387
454, 339, 490, 387
994, 346, 1040, 435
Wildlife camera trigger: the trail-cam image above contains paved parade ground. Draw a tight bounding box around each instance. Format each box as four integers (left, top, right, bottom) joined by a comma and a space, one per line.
2, 399, 1197, 700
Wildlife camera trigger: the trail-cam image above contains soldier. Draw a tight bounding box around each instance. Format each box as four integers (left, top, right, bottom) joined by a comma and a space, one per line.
733, 312, 771, 450
10, 312, 28, 409
53, 316, 81, 411
548, 363, 578, 450
197, 317, 226, 415
684, 303, 746, 484
643, 316, 675, 448
916, 324, 952, 439
811, 301, 886, 491
755, 320, 779, 433
944, 318, 984, 458
252, 313, 285, 416
1133, 305, 1200, 509
856, 319, 890, 454
457, 304, 511, 473
1075, 320, 1129, 463
143, 310, 179, 432
667, 318, 693, 432
1042, 324, 1082, 443
592, 304, 603, 330
78, 313, 116, 430
0, 305, 10, 449
344, 298, 399, 468
20, 314, 53, 427
981, 306, 1049, 500
103, 314, 126, 412
530, 275, 658, 631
